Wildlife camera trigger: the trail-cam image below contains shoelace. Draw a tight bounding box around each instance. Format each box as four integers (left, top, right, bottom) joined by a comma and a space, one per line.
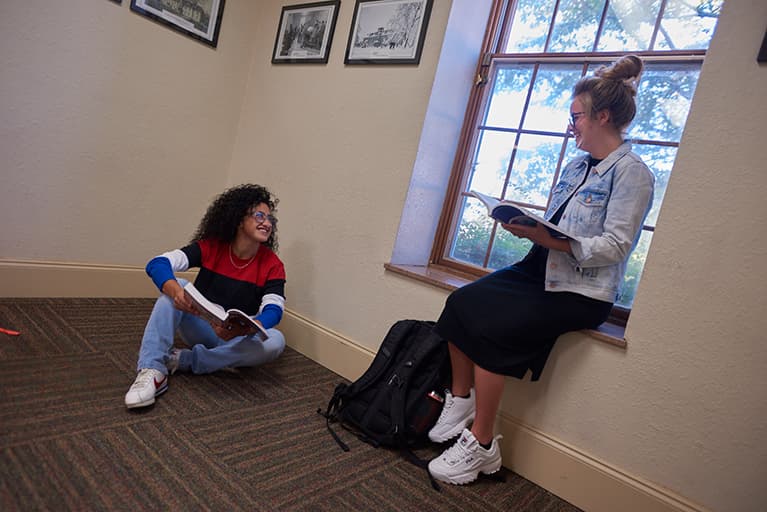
130, 369, 155, 389
436, 395, 456, 422
442, 436, 474, 464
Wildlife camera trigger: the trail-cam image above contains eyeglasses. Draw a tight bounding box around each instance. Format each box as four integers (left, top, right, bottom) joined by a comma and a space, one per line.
250, 211, 276, 224
569, 111, 587, 126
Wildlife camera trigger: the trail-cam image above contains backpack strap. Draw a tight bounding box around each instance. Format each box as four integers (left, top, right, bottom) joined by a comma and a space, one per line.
316, 407, 350, 452
398, 444, 442, 491
317, 383, 351, 451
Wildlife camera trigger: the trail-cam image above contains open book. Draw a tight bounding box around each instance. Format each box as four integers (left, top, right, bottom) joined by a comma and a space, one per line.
183, 282, 269, 341
469, 190, 575, 240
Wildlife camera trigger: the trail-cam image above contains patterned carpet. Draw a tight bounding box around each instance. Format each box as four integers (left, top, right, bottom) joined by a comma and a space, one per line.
0, 298, 581, 511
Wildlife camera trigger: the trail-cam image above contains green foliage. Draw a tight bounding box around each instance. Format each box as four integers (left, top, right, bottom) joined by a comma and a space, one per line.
448, 0, 720, 308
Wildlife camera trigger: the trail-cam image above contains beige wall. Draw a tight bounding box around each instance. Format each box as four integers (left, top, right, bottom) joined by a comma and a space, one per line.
2, 1, 766, 511
228, 1, 454, 343
0, 0, 260, 262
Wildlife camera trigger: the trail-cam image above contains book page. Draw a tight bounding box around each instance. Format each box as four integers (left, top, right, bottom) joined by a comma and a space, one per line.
468, 190, 500, 213
183, 282, 227, 323
469, 190, 574, 239
226, 309, 269, 341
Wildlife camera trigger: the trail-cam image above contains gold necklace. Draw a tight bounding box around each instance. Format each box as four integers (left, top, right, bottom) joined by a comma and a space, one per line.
229, 245, 256, 269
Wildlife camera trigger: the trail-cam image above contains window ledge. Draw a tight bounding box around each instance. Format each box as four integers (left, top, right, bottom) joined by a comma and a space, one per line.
384, 263, 626, 348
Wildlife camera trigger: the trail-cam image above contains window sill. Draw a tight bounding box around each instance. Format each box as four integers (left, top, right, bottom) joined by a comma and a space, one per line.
384, 263, 627, 349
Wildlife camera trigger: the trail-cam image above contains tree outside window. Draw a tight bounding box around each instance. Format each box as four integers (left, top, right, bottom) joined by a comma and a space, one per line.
433, 0, 722, 321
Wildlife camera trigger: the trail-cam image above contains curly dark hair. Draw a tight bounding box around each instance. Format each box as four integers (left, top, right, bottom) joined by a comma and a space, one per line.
191, 184, 279, 251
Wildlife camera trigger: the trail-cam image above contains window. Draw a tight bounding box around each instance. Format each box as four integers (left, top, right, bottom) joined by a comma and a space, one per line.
431, 0, 722, 323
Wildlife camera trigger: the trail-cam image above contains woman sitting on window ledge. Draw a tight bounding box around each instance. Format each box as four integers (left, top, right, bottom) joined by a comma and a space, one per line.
426, 55, 655, 485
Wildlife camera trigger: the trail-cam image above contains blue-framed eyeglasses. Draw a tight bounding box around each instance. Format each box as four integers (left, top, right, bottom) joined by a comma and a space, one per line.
569, 111, 587, 126
250, 211, 276, 224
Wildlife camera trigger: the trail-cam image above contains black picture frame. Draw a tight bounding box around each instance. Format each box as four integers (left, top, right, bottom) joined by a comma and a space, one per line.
758, 30, 767, 63
130, 0, 226, 48
344, 0, 433, 65
272, 1, 341, 64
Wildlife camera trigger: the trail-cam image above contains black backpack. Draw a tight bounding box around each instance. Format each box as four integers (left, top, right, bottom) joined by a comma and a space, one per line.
318, 319, 451, 451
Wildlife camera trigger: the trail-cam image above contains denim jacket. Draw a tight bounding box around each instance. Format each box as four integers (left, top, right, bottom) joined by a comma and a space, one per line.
544, 141, 655, 303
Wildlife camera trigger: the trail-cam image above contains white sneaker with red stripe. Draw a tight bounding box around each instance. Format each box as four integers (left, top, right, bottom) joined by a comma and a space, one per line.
124, 368, 168, 409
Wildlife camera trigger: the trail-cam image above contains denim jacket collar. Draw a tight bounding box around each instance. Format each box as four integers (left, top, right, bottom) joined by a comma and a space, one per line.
545, 141, 635, 222
592, 140, 633, 177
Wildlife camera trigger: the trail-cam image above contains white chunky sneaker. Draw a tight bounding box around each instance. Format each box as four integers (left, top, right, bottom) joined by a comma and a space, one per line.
428, 428, 503, 485
124, 368, 168, 409
428, 389, 475, 443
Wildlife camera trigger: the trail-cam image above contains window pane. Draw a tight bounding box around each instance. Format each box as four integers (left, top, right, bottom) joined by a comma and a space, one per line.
655, 0, 723, 50
449, 197, 494, 266
466, 130, 518, 198
631, 144, 676, 227
435, 0, 721, 322
630, 63, 701, 142
484, 65, 535, 128
505, 0, 557, 53
504, 133, 564, 206
616, 229, 653, 308
488, 227, 533, 269
523, 64, 584, 133
597, 0, 661, 51
548, 0, 604, 53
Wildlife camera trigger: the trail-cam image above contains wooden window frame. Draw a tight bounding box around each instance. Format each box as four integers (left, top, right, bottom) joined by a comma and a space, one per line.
427, 0, 711, 328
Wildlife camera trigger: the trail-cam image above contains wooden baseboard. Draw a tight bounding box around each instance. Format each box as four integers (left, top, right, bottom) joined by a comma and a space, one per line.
0, 259, 705, 512
279, 310, 707, 512
0, 259, 195, 297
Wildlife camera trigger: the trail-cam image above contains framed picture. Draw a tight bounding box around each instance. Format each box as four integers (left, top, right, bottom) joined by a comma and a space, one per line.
130, 0, 226, 48
344, 0, 433, 65
272, 1, 341, 64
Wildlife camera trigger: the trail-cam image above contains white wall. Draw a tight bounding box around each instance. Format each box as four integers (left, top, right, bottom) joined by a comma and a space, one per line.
227, 1, 455, 344
230, 1, 767, 511
0, 0, 260, 262
1, 0, 766, 511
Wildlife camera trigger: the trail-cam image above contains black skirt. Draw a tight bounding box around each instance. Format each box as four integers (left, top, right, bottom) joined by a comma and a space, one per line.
433, 265, 612, 381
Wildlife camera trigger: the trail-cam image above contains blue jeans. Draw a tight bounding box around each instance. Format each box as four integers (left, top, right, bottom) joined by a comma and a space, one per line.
137, 290, 286, 375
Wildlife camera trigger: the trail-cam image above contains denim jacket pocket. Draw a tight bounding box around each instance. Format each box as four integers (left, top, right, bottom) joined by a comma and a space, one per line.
575, 187, 609, 223
575, 188, 608, 207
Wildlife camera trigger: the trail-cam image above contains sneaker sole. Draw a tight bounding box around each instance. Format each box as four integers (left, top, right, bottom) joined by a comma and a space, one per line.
125, 383, 168, 409
430, 460, 503, 485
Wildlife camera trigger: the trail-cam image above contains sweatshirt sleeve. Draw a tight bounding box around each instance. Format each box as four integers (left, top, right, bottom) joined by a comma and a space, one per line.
145, 249, 190, 292
253, 256, 286, 330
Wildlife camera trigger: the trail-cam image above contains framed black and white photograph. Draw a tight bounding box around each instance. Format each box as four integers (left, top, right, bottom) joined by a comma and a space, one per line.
344, 0, 433, 65
130, 0, 226, 48
272, 1, 341, 64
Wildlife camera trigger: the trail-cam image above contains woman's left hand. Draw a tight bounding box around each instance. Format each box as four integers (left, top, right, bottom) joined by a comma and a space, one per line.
502, 221, 552, 245
502, 221, 573, 255
213, 322, 250, 341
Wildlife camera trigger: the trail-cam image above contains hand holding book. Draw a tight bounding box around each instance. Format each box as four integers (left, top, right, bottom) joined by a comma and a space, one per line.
468, 190, 575, 240
211, 321, 254, 341
182, 282, 269, 342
